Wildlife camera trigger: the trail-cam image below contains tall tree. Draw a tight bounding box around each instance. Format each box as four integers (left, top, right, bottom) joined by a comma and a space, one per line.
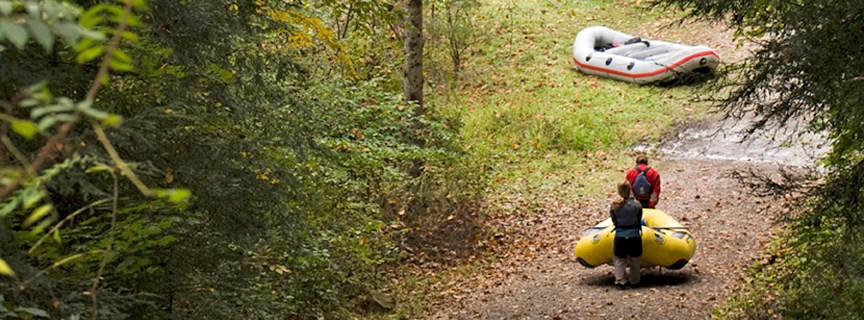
403, 0, 424, 110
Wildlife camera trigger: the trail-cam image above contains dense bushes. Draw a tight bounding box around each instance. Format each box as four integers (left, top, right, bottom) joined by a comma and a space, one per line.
716, 170, 864, 319
657, 0, 864, 318
1, 0, 482, 318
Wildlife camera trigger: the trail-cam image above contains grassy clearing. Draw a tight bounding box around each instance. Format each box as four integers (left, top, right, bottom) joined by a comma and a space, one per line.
375, 0, 717, 317
442, 0, 709, 210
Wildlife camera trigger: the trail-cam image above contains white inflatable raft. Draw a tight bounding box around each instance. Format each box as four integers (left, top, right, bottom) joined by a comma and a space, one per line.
572, 26, 720, 84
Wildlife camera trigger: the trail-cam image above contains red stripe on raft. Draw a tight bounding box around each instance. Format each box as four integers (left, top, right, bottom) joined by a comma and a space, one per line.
572, 50, 720, 79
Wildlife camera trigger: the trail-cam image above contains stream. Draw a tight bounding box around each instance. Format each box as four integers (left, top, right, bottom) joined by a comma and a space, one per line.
651, 114, 829, 167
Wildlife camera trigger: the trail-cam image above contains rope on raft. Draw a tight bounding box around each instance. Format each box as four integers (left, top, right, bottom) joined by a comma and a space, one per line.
590, 226, 691, 230
650, 226, 691, 230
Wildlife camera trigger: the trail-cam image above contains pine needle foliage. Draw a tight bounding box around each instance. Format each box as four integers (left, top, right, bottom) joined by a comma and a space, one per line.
655, 0, 864, 318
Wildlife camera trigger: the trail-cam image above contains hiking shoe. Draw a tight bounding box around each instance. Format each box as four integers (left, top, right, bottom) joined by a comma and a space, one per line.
616, 284, 627, 290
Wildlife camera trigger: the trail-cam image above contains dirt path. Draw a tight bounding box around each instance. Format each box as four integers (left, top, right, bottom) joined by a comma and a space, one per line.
431, 159, 777, 319
430, 114, 824, 319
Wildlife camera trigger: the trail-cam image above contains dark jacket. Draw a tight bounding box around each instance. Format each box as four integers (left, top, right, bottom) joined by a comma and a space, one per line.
611, 198, 643, 238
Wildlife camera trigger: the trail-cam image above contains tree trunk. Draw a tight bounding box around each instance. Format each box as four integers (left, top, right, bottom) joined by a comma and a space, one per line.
403, 0, 424, 112
446, 2, 461, 76
403, 0, 426, 178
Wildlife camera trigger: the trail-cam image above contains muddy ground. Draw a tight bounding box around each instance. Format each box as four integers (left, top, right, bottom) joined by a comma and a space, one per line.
428, 114, 823, 319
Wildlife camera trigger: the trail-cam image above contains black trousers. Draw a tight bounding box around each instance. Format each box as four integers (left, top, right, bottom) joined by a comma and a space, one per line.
614, 237, 642, 258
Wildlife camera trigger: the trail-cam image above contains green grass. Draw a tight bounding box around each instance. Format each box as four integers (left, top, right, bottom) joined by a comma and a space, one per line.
439, 0, 709, 208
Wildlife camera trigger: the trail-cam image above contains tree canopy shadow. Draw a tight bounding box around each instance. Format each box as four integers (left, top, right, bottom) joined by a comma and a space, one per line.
397, 200, 486, 267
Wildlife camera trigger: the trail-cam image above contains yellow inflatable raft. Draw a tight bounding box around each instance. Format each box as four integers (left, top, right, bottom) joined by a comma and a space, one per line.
574, 208, 696, 269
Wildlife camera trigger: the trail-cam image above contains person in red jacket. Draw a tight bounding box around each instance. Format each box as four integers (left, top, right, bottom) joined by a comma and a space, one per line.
625, 155, 661, 208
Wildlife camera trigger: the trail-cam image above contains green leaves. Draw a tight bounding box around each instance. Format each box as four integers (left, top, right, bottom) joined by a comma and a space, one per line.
0, 0, 141, 62
130, 0, 149, 11
155, 188, 192, 204
9, 87, 124, 137
0, 184, 46, 223
109, 48, 134, 72
26, 18, 52, 51
10, 119, 38, 139
0, 0, 103, 52
51, 253, 86, 268
0, 258, 14, 276
658, 0, 864, 318
0, 18, 27, 49
74, 2, 143, 71
0, 0, 190, 317
22, 204, 53, 228
75, 44, 104, 63
207, 63, 235, 83
0, 0, 477, 318
14, 307, 49, 318
77, 98, 124, 126
79, 4, 107, 29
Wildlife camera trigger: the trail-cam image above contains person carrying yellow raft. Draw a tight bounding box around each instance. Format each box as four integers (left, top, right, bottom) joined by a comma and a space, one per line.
610, 181, 643, 290
574, 186, 696, 275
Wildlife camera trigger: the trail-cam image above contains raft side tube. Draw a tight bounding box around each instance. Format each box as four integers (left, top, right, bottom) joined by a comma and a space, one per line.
571, 26, 720, 84
577, 257, 597, 268
573, 209, 696, 269
666, 259, 689, 270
